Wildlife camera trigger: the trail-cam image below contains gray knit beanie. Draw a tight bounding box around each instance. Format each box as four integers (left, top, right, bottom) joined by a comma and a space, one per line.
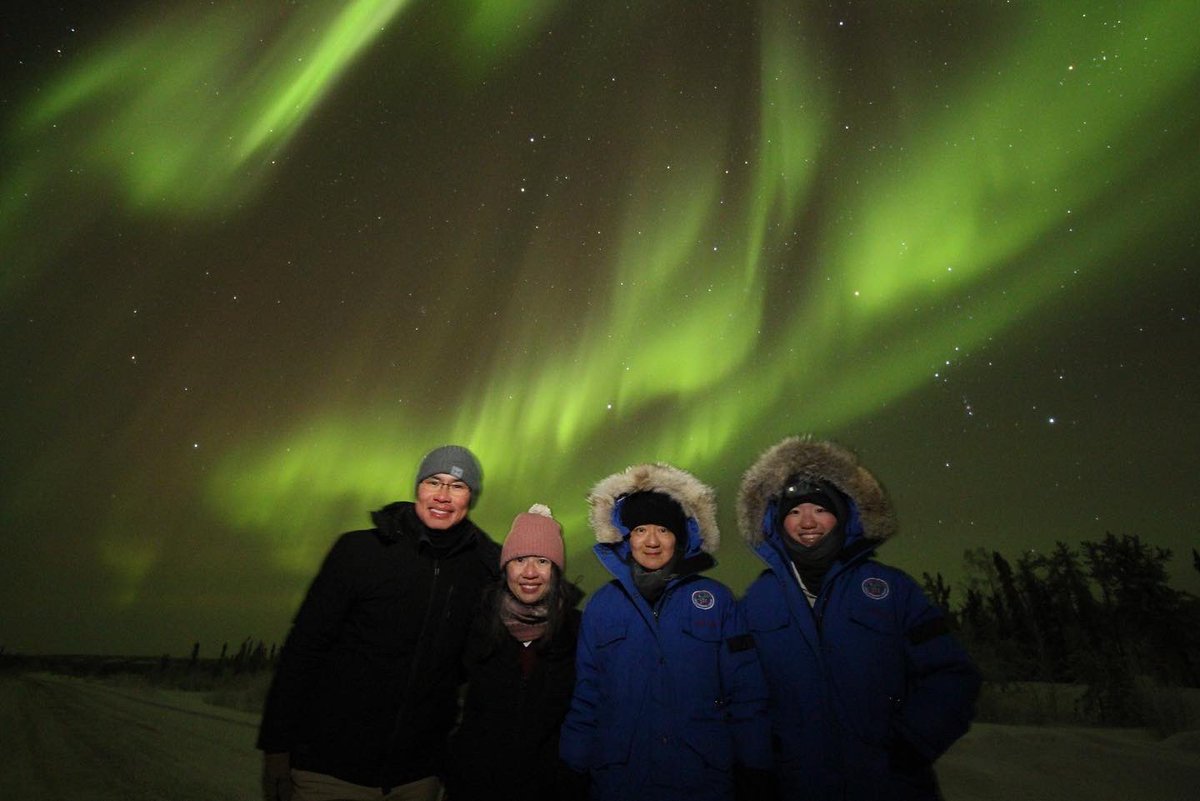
415, 445, 483, 498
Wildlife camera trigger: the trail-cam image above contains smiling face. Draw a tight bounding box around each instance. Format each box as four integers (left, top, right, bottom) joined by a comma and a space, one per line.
505, 556, 554, 604
629, 524, 676, 571
782, 502, 839, 548
414, 473, 471, 530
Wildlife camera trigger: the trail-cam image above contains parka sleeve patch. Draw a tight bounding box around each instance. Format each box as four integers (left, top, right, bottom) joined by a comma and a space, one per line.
725, 634, 755, 653
906, 616, 950, 645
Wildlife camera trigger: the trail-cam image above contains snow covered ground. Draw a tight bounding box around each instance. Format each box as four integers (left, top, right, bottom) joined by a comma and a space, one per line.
939, 721, 1200, 801
2, 672, 1198, 800
0, 672, 260, 800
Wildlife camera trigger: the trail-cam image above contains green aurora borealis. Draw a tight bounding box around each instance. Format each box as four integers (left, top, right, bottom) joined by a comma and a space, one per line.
2, 0, 1198, 654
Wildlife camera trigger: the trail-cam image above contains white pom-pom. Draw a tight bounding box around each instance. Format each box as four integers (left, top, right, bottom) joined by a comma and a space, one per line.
527, 503, 553, 517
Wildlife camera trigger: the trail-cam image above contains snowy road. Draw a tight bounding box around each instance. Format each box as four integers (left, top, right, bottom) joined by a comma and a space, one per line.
3, 671, 1199, 800
0, 672, 260, 801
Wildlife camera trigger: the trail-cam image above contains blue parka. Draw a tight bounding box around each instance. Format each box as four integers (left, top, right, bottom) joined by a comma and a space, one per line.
560, 463, 772, 801
736, 438, 980, 801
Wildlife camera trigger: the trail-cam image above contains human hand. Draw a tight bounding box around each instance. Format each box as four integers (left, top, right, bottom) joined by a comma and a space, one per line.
261, 752, 293, 801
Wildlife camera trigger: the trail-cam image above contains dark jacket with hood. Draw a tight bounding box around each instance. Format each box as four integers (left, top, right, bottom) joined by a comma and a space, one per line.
737, 438, 980, 801
257, 501, 500, 789
445, 581, 583, 801
560, 463, 772, 801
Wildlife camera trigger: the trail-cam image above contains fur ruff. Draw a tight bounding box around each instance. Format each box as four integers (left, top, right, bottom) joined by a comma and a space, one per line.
588, 462, 720, 553
736, 437, 896, 547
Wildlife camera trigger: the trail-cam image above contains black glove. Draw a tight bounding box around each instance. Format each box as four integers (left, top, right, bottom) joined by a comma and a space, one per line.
889, 734, 931, 776
555, 761, 590, 801
888, 733, 942, 797
261, 752, 293, 801
734, 763, 777, 801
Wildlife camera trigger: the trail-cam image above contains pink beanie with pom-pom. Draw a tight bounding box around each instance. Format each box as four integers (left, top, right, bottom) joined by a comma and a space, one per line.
500, 504, 565, 570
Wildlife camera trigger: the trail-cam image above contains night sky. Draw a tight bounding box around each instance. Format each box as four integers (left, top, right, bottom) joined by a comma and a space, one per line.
2, 1, 1197, 656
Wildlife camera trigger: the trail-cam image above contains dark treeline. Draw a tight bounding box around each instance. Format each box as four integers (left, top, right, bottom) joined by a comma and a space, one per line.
0, 636, 278, 680
0, 636, 280, 715
922, 533, 1200, 725
196, 636, 278, 675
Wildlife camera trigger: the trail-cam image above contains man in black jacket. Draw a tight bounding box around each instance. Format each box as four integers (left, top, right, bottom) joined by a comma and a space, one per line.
258, 445, 500, 801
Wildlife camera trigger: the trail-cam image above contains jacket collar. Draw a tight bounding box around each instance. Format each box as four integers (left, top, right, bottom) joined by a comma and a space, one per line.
594, 542, 714, 628
372, 501, 486, 560
756, 532, 875, 595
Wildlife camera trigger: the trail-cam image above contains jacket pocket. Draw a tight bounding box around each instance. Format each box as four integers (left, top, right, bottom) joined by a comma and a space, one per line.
588, 615, 632, 769
592, 614, 629, 648
745, 593, 790, 633
680, 719, 735, 771
838, 609, 904, 746
682, 609, 724, 643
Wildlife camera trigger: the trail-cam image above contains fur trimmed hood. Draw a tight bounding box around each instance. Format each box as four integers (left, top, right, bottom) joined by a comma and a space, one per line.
737, 437, 896, 547
588, 462, 719, 555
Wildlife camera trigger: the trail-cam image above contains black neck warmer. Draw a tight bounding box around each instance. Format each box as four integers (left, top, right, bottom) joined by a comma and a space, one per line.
403, 504, 472, 555
782, 525, 846, 595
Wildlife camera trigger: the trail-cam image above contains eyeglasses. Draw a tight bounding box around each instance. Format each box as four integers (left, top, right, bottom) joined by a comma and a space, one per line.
420, 477, 470, 497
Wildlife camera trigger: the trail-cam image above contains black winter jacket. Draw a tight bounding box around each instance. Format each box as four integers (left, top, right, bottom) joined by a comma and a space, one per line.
257, 502, 500, 789
445, 593, 582, 801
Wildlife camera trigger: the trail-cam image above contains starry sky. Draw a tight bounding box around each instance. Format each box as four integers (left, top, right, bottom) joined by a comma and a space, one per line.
2, 1, 1197, 656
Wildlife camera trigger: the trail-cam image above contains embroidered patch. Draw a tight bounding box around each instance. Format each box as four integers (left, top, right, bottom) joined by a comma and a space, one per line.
449, 465, 464, 478
691, 589, 716, 610
861, 577, 890, 600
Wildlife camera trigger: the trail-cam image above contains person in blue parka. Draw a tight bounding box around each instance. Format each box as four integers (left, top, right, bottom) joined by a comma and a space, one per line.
560, 462, 772, 801
736, 437, 980, 801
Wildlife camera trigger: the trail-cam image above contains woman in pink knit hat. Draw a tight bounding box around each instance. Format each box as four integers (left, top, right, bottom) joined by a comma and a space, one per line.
445, 504, 583, 801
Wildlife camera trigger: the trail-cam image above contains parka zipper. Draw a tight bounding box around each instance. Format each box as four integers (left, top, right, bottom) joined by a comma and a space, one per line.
380, 559, 441, 788
404, 560, 440, 698
815, 591, 831, 636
